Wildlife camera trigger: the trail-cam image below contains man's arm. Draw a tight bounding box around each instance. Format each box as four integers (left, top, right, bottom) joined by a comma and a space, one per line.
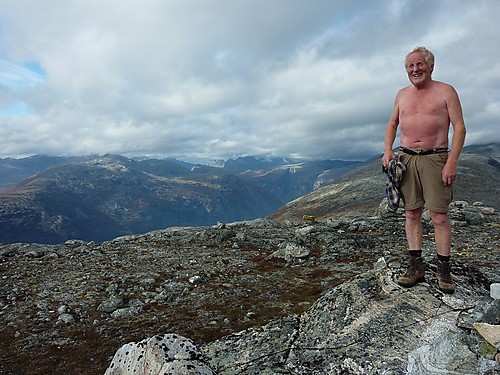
382, 96, 400, 167
442, 85, 466, 186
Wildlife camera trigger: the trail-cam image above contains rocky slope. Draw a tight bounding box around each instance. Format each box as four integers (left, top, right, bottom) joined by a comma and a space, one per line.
236, 158, 365, 204
269, 144, 500, 222
0, 200, 498, 374
107, 258, 499, 374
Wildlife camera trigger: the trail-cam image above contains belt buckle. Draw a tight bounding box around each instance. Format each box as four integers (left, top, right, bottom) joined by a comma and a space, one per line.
410, 148, 423, 155
415, 148, 431, 155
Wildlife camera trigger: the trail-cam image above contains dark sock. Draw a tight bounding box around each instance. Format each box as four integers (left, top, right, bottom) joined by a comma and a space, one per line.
437, 254, 450, 262
409, 250, 422, 258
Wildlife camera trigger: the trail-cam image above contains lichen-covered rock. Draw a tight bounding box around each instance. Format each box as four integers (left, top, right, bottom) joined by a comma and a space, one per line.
407, 320, 478, 374
474, 323, 500, 350
105, 333, 215, 375
269, 242, 310, 262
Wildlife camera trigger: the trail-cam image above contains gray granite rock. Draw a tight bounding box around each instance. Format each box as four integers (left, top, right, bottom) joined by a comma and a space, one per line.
97, 295, 124, 313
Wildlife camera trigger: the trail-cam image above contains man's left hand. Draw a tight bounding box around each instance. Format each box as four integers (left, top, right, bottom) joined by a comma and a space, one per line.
442, 163, 457, 186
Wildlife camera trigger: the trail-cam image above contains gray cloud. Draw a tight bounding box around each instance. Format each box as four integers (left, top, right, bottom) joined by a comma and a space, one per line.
0, 0, 498, 162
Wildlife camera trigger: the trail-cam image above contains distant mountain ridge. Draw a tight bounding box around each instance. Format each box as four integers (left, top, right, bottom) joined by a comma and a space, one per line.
0, 154, 365, 244
0, 155, 84, 189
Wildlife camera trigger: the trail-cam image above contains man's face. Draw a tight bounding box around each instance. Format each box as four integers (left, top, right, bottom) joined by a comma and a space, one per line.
405, 52, 433, 87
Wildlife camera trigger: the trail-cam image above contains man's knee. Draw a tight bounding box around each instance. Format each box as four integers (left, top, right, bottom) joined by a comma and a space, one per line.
430, 211, 450, 227
405, 208, 423, 222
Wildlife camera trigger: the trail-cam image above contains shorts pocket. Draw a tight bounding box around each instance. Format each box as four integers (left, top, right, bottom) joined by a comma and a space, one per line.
429, 153, 448, 167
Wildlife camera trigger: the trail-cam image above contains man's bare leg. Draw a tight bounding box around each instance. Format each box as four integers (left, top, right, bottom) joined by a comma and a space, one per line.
405, 207, 424, 250
429, 211, 452, 256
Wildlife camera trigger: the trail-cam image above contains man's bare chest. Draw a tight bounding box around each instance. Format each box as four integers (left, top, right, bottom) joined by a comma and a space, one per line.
399, 96, 448, 118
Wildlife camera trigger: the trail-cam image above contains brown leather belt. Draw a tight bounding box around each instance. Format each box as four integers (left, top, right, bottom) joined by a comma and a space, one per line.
400, 147, 448, 156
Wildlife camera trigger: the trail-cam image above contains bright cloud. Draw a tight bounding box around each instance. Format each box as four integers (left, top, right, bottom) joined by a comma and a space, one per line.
0, 0, 498, 162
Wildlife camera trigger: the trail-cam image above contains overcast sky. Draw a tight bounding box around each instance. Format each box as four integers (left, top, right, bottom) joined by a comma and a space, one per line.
0, 0, 498, 162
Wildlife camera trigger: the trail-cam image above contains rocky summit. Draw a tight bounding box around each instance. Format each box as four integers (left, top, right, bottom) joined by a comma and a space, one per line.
0, 200, 499, 374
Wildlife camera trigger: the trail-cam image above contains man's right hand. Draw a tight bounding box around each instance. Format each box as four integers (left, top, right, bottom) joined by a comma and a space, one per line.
382, 150, 395, 168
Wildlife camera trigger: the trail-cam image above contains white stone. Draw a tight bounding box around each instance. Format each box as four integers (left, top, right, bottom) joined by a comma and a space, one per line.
284, 243, 310, 259
105, 333, 215, 375
373, 257, 388, 272
473, 323, 500, 350
296, 225, 315, 236
57, 313, 75, 324
408, 320, 477, 374
481, 207, 495, 215
490, 283, 500, 300
189, 275, 202, 284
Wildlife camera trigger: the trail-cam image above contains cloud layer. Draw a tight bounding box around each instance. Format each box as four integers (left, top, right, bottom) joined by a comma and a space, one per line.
0, 0, 499, 162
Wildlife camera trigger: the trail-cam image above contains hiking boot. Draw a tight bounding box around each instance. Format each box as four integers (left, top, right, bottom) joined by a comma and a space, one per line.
398, 256, 425, 287
436, 260, 455, 294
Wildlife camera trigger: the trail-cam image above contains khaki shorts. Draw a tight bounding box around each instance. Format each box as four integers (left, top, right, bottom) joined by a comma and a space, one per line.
399, 152, 453, 213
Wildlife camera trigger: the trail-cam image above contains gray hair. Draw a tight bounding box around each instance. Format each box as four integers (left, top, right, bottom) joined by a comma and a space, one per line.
404, 46, 435, 67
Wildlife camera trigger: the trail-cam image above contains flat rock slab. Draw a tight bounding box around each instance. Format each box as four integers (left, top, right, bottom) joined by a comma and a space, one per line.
201, 258, 500, 374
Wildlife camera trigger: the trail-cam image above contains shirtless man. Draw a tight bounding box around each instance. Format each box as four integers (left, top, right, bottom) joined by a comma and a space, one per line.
382, 46, 466, 294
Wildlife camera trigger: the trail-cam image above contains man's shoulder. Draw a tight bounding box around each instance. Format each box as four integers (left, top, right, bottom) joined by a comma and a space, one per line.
396, 85, 413, 98
399, 84, 413, 92
432, 80, 456, 91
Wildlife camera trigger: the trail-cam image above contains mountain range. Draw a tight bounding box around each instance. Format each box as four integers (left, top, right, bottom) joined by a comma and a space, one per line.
0, 143, 498, 244
0, 154, 364, 243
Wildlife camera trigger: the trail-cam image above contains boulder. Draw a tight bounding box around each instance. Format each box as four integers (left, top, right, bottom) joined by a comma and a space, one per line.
104, 333, 215, 375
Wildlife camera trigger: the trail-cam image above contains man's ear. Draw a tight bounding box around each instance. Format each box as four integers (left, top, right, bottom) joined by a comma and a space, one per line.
430, 64, 434, 73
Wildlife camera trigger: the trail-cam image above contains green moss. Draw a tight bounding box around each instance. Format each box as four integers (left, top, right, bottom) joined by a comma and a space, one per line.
479, 340, 496, 358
